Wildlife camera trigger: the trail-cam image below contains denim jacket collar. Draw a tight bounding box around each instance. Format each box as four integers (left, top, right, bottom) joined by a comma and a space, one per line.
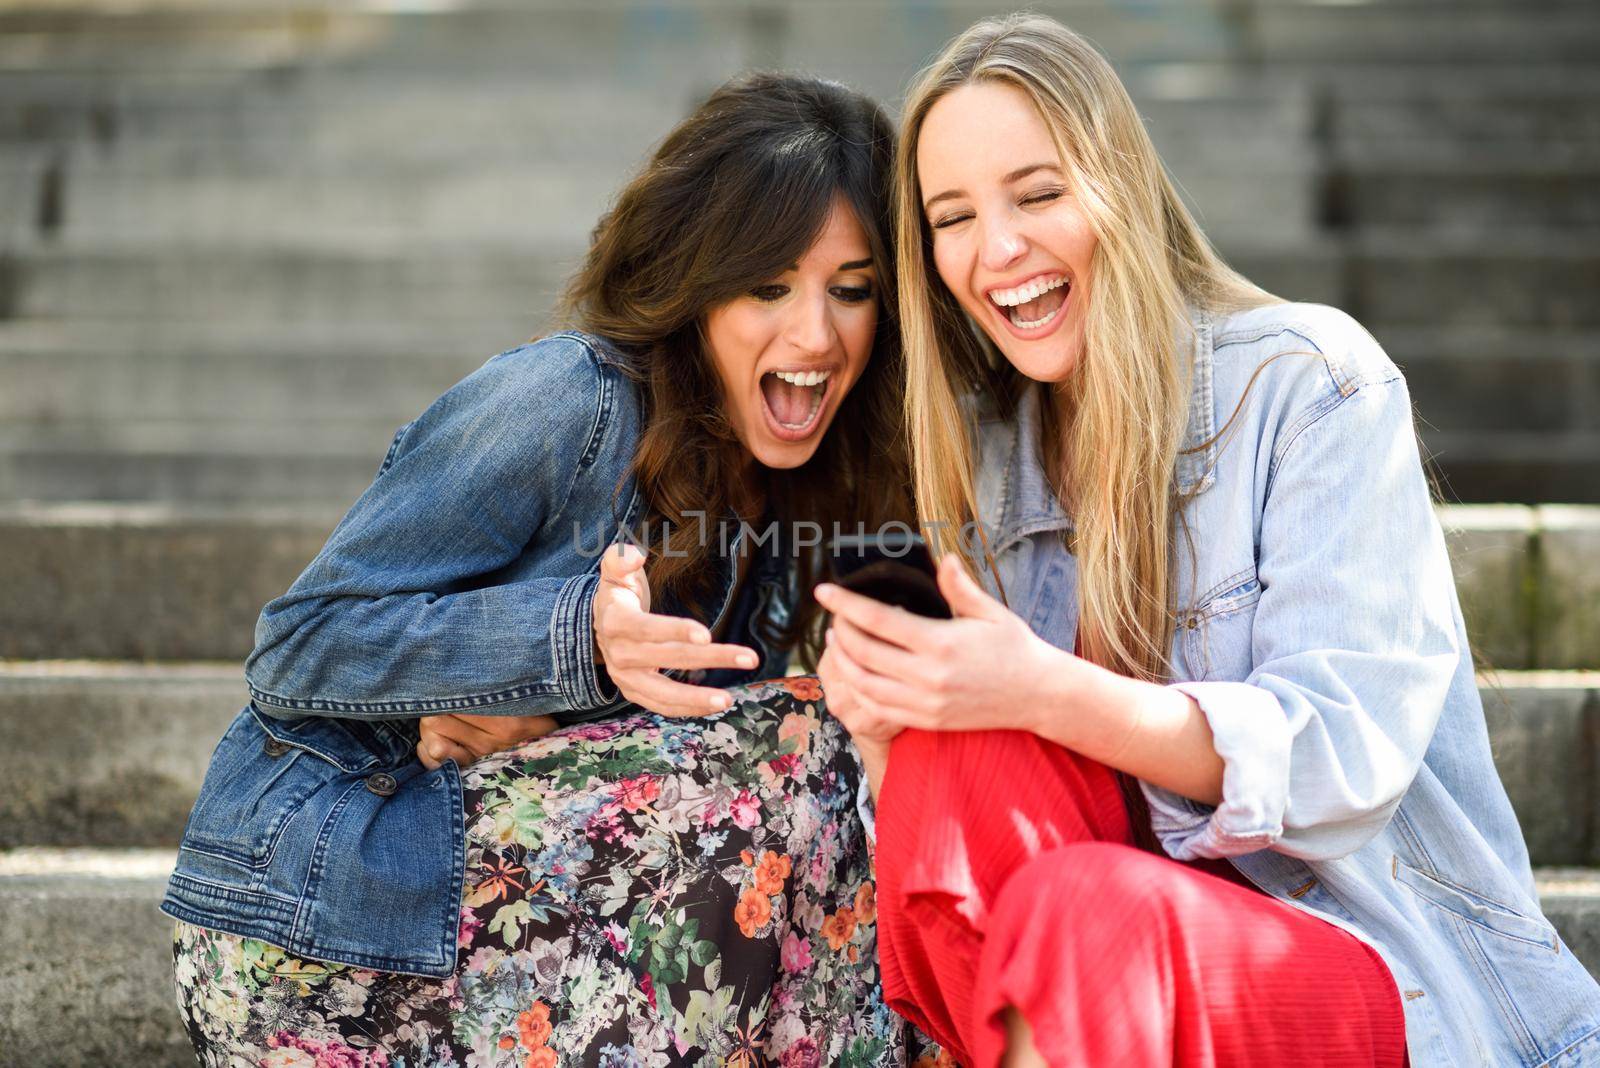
989, 308, 1218, 553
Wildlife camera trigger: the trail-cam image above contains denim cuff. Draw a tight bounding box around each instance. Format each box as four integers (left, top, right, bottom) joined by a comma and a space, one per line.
550, 571, 621, 713
1139, 680, 1288, 860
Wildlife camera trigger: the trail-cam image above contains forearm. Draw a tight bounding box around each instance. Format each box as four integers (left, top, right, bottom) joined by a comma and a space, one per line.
856, 739, 891, 805
1032, 649, 1224, 807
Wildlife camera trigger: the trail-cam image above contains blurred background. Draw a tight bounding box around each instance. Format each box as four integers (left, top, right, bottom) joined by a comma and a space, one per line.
0, 1, 1597, 1064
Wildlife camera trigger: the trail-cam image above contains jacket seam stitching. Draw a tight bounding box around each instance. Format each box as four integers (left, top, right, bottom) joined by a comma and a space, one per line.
248, 683, 563, 715
543, 333, 616, 532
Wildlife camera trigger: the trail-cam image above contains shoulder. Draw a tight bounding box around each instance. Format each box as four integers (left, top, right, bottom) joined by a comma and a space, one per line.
1209, 302, 1402, 401
1206, 303, 1406, 445
478, 330, 636, 394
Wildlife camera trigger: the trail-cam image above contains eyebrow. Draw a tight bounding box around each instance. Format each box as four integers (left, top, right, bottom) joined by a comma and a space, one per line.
922, 162, 1061, 213
784, 258, 875, 271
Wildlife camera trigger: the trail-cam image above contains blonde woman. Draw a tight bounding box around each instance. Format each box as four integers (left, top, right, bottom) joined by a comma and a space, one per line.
814, 14, 1600, 1068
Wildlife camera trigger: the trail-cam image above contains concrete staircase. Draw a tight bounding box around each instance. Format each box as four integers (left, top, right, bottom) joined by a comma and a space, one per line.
2, 2, 1598, 1065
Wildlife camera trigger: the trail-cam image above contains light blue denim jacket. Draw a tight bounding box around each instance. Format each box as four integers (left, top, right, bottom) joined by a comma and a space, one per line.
975, 303, 1600, 1067
160, 332, 794, 976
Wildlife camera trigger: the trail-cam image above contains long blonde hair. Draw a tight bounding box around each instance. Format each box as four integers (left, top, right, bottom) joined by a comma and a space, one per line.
897, 13, 1277, 681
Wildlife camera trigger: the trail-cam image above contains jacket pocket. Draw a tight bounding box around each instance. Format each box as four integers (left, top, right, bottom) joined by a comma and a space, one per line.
1178, 571, 1261, 681
179, 707, 366, 869
1393, 856, 1558, 950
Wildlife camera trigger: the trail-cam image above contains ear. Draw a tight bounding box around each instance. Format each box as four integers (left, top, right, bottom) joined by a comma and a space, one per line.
936, 553, 1008, 622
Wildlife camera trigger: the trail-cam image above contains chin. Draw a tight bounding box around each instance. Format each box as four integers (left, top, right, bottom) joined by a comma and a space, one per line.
1001, 346, 1077, 384
750, 439, 822, 470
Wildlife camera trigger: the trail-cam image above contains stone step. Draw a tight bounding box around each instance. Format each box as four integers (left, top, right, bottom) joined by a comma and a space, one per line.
0, 504, 1594, 667
0, 242, 580, 321
1382, 327, 1600, 438
1250, 3, 1600, 66
1, 662, 1596, 861
0, 663, 245, 849
1338, 160, 1600, 232
0, 433, 408, 503
1328, 79, 1600, 163
5, 237, 1590, 328
0, 503, 340, 661
12, 426, 1592, 508
0, 846, 1593, 1067
8, 321, 1596, 436
27, 154, 1313, 249
1419, 435, 1600, 507
1444, 506, 1600, 673
0, 318, 506, 425
1338, 234, 1600, 329
1, 1, 1594, 75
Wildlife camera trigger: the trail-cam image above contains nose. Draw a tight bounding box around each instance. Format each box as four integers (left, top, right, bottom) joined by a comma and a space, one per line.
784, 289, 836, 357
979, 213, 1027, 274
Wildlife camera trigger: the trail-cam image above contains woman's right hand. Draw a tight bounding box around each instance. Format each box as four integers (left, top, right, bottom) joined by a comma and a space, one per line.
592, 543, 761, 717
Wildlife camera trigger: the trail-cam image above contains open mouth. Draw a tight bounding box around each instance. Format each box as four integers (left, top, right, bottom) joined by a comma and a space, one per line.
759, 368, 832, 442
989, 273, 1070, 332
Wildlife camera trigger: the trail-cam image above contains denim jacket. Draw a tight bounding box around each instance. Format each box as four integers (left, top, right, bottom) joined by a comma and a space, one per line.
161, 332, 793, 977
976, 303, 1600, 1067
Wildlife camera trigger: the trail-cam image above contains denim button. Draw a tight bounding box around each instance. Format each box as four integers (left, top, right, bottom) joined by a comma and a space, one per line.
262, 737, 291, 758
365, 772, 398, 797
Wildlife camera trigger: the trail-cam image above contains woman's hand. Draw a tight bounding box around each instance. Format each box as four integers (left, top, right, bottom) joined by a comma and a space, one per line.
592, 543, 760, 717
417, 713, 560, 770
814, 553, 1067, 736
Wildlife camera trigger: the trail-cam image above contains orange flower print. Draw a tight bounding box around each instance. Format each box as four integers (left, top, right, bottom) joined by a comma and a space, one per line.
753, 850, 792, 895
782, 676, 823, 702
777, 711, 815, 758
848, 944, 859, 963
498, 1035, 516, 1050
525, 1049, 558, 1068
821, 906, 857, 952
517, 1002, 553, 1047
853, 881, 877, 926
735, 886, 773, 938
740, 848, 755, 867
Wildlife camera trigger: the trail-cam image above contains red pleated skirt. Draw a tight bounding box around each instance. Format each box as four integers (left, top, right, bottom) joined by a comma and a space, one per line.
873, 726, 1409, 1068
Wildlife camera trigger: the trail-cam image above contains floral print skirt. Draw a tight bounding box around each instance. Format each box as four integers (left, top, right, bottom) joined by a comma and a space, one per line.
172, 678, 941, 1067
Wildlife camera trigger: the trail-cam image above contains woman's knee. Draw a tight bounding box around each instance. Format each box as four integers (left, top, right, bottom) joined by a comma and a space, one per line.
990, 842, 1174, 935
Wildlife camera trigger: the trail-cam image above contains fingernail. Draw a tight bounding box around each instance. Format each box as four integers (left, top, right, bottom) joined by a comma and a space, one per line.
708, 693, 731, 712
815, 584, 836, 603
691, 629, 711, 645
737, 653, 758, 669
824, 628, 836, 645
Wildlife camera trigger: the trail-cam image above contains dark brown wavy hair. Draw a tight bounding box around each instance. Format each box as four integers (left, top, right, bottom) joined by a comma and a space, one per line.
558, 72, 911, 667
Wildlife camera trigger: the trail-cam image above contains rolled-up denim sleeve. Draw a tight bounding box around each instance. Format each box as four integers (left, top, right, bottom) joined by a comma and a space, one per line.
247, 336, 629, 722
1142, 374, 1459, 862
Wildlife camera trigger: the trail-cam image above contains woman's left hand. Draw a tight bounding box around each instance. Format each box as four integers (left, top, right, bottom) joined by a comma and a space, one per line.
815, 554, 1064, 734
416, 713, 560, 770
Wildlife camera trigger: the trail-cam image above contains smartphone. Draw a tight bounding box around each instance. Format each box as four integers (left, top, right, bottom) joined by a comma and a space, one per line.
827, 531, 952, 619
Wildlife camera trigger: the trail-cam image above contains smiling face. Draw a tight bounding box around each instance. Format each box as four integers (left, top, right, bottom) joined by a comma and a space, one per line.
702, 197, 879, 470
917, 81, 1097, 384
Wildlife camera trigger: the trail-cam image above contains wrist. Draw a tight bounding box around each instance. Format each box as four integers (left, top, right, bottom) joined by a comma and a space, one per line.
1027, 637, 1088, 743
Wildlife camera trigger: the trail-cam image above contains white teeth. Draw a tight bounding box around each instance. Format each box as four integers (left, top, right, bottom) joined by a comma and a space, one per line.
990, 275, 1067, 308
773, 369, 831, 387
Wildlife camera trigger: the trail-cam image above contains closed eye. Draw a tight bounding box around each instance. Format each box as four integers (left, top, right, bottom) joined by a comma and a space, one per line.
750, 284, 788, 302
1021, 188, 1064, 207
930, 211, 973, 230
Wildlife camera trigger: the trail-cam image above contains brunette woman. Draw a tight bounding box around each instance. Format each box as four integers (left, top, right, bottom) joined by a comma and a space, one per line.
818, 15, 1600, 1067
165, 73, 927, 1065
